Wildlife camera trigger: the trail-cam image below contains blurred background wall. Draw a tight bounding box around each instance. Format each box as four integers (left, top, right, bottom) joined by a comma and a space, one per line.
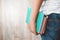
0, 0, 41, 40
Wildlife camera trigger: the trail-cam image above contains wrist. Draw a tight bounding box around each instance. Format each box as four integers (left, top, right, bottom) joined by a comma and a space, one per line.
30, 17, 36, 23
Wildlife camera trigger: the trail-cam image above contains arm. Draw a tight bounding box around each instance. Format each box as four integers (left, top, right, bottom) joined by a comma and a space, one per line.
30, 0, 43, 22
28, 0, 43, 35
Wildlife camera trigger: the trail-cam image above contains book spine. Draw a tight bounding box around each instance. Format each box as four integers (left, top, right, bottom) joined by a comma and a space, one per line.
40, 16, 48, 34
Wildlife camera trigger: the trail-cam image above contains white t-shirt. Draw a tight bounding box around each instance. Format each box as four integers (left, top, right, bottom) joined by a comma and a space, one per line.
43, 0, 60, 15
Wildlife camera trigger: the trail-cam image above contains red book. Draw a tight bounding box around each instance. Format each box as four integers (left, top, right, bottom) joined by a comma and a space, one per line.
40, 16, 48, 34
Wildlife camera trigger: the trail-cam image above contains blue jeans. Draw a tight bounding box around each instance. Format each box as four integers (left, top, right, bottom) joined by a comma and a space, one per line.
41, 13, 60, 40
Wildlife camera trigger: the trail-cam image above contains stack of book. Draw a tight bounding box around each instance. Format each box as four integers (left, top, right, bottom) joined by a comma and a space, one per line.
26, 7, 48, 35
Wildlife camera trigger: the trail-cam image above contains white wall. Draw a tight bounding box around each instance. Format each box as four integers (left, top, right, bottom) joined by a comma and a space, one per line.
0, 0, 41, 40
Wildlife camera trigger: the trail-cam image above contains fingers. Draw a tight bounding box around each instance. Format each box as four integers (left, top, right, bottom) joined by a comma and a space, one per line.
28, 23, 36, 35
28, 24, 35, 33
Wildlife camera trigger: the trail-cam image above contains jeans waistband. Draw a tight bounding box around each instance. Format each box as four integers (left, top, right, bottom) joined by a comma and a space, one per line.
47, 13, 60, 20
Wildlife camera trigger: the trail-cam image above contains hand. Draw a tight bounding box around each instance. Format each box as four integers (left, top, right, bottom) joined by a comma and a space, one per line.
28, 21, 38, 35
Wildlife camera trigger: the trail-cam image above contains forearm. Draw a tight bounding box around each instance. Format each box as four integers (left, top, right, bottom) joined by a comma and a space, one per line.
30, 0, 43, 22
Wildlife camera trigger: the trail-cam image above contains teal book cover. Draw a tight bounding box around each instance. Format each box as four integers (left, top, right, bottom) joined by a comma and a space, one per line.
26, 7, 44, 33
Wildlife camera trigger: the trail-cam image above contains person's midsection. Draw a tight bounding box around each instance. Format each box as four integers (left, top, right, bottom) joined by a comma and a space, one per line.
43, 0, 60, 15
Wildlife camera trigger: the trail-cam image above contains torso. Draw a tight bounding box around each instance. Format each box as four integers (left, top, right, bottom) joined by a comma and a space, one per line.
43, 0, 60, 15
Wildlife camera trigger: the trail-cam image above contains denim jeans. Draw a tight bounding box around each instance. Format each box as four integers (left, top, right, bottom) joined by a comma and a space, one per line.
41, 13, 60, 40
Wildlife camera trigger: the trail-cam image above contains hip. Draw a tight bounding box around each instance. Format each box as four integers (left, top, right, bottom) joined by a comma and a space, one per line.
41, 13, 60, 40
